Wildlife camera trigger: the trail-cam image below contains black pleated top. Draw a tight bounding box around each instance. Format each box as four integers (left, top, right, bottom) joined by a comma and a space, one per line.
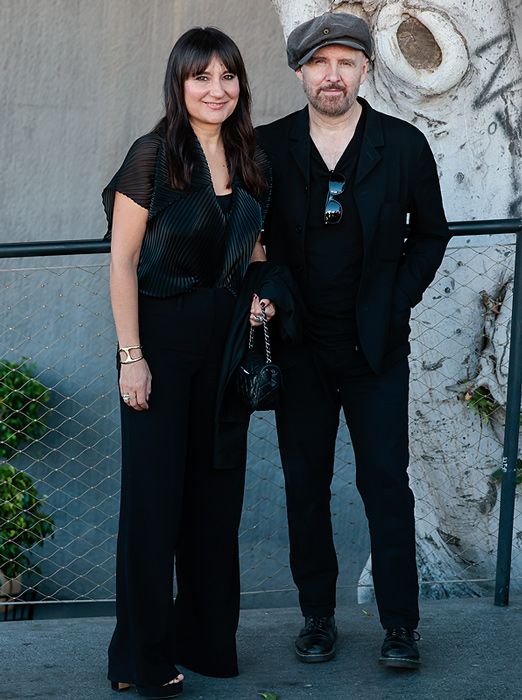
102, 132, 271, 297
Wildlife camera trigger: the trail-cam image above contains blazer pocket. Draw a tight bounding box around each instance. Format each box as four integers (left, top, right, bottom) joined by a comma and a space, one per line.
378, 203, 407, 261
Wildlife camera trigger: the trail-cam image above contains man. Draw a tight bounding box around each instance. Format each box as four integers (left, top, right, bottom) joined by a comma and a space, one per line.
256, 12, 450, 669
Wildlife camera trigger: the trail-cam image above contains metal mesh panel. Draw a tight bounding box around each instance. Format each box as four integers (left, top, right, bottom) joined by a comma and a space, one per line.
0, 243, 520, 613
0, 262, 120, 607
406, 238, 522, 599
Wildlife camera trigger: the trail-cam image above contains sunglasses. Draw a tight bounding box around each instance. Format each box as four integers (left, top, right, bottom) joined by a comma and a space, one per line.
324, 172, 345, 225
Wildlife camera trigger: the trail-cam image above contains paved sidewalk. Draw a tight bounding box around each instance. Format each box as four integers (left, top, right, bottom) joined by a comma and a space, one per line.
1, 595, 521, 700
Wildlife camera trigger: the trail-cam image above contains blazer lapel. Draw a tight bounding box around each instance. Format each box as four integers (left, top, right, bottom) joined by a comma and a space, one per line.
289, 107, 311, 185
354, 99, 385, 247
355, 99, 383, 185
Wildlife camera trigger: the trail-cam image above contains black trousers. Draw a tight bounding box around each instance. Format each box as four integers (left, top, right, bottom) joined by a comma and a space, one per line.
108, 289, 245, 687
275, 344, 419, 630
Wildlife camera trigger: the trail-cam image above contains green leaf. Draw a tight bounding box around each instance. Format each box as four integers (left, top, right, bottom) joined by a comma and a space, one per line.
259, 693, 279, 700
0, 359, 50, 457
0, 461, 55, 578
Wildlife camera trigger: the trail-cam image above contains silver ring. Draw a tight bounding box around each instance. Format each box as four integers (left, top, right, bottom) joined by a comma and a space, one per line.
254, 314, 263, 322
122, 394, 130, 401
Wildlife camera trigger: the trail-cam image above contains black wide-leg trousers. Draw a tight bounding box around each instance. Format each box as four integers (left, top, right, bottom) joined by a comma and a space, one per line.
275, 344, 419, 630
108, 289, 245, 687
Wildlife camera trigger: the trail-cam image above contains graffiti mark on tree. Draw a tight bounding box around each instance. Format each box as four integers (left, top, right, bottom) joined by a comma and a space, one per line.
494, 106, 522, 215
473, 31, 522, 215
497, 108, 522, 215
472, 32, 522, 109
494, 107, 522, 157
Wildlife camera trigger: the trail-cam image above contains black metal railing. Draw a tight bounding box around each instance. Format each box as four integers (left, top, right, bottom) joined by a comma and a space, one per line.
1, 218, 521, 608
1, 218, 520, 259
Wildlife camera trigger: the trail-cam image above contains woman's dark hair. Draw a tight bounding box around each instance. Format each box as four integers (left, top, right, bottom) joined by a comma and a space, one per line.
154, 27, 266, 197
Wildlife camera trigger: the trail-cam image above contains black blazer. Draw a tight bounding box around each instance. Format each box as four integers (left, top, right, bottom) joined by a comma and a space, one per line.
256, 98, 451, 373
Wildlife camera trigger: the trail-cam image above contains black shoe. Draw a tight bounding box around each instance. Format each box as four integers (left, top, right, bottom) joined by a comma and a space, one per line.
135, 680, 183, 698
379, 627, 421, 669
295, 616, 337, 663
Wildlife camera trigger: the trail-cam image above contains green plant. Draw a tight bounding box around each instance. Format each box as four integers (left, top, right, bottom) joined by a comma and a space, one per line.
0, 359, 50, 458
464, 385, 502, 423
0, 462, 55, 579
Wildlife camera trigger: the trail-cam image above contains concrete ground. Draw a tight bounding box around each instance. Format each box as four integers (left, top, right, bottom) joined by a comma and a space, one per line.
1, 595, 521, 700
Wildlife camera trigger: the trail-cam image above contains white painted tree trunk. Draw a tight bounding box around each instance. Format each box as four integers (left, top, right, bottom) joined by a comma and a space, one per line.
271, 0, 522, 600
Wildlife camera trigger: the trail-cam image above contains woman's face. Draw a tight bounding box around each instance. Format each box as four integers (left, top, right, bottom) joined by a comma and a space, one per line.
184, 54, 240, 130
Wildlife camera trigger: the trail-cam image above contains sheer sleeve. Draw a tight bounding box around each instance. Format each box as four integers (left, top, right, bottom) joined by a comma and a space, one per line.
102, 132, 161, 238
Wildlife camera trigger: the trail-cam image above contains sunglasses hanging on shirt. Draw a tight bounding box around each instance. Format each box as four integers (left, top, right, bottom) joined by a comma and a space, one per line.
324, 171, 346, 225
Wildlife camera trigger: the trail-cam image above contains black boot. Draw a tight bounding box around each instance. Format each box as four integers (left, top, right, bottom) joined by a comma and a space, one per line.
295, 616, 337, 663
379, 627, 420, 669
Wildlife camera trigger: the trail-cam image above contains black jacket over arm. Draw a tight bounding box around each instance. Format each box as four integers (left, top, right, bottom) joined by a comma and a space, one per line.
214, 261, 302, 470
256, 98, 451, 373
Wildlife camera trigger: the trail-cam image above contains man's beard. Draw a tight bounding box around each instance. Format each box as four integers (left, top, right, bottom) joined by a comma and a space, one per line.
303, 81, 358, 116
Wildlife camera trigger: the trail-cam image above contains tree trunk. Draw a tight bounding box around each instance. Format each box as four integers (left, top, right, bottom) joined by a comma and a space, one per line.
271, 0, 522, 600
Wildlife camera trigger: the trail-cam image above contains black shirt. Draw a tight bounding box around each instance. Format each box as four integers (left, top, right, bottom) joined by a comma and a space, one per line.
304, 106, 366, 346
216, 192, 233, 214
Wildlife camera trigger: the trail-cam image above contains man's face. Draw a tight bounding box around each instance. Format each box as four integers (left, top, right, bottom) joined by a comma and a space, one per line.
297, 44, 369, 117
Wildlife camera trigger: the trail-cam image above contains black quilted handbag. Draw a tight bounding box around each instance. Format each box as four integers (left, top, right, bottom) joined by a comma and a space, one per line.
235, 306, 282, 412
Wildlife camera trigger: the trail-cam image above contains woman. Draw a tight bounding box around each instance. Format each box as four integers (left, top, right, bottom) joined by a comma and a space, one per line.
103, 27, 273, 697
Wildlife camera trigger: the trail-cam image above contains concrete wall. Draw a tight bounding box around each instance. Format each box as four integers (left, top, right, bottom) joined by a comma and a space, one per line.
0, 0, 303, 244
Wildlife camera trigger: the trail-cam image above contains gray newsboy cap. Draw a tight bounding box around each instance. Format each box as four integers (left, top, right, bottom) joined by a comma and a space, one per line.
287, 12, 373, 70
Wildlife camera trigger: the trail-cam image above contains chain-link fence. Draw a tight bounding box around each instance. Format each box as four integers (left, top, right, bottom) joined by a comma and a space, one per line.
1, 225, 521, 619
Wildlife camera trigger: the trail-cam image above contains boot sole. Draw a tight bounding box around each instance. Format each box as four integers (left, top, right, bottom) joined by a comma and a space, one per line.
296, 647, 336, 663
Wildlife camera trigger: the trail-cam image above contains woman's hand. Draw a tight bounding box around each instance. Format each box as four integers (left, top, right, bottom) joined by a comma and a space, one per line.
119, 359, 152, 411
250, 293, 276, 327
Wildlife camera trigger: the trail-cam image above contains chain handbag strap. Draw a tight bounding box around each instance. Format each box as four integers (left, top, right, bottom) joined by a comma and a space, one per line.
248, 303, 272, 363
